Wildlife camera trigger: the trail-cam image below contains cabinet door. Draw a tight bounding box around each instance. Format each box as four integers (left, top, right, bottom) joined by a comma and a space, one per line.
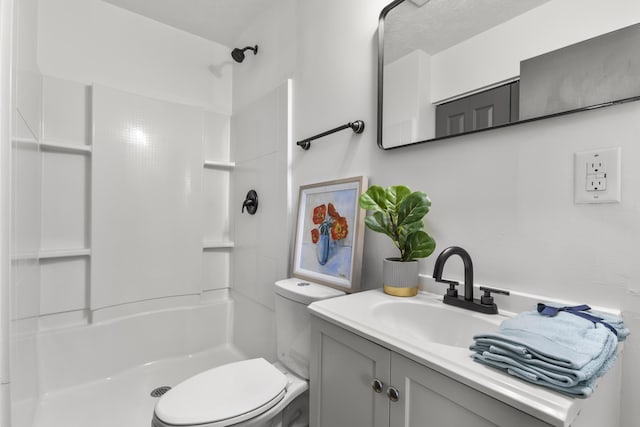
310, 318, 391, 427
389, 353, 551, 427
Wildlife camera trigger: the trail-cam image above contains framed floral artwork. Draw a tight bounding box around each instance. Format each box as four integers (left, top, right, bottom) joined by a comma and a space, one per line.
292, 176, 368, 293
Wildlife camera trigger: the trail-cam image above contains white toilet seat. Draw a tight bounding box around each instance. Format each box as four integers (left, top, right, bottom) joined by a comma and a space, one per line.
154, 358, 288, 426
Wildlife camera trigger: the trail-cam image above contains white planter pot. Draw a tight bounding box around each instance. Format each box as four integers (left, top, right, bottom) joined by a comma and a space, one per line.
382, 258, 419, 297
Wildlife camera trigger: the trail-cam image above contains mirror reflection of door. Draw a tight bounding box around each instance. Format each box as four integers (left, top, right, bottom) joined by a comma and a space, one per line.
435, 81, 519, 138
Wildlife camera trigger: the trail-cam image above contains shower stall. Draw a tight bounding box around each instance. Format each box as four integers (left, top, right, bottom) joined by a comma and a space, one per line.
3, 0, 292, 425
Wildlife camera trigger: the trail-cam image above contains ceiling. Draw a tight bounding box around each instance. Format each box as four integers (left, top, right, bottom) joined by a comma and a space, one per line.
101, 0, 276, 47
101, 0, 552, 55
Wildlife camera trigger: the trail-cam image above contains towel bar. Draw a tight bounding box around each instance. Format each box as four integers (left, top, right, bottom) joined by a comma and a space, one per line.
296, 120, 365, 150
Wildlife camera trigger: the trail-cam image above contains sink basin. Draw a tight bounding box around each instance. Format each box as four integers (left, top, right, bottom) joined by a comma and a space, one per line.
370, 299, 505, 348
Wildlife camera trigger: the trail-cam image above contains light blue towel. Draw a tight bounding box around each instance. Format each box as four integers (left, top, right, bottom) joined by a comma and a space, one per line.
477, 339, 616, 387
470, 308, 627, 398
592, 311, 630, 341
470, 342, 616, 385
471, 352, 597, 397
537, 303, 630, 341
475, 310, 617, 369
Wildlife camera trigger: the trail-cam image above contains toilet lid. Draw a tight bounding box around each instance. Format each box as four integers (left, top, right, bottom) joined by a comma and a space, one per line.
154, 358, 288, 426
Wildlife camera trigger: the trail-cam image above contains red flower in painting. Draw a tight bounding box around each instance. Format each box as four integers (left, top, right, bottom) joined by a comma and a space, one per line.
328, 203, 340, 219
330, 216, 349, 241
313, 204, 326, 224
311, 228, 320, 244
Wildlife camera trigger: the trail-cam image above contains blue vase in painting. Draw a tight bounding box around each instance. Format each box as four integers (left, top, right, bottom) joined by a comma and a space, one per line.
316, 233, 330, 265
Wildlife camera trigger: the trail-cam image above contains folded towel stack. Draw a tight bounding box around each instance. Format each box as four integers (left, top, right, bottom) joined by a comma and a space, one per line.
470, 304, 629, 398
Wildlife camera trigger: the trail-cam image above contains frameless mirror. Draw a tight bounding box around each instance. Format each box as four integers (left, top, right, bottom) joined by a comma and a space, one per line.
377, 0, 640, 149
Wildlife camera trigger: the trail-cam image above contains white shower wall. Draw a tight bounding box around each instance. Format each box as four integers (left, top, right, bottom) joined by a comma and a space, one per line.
228, 0, 295, 361
37, 0, 232, 113
92, 84, 204, 310
10, 0, 43, 424
230, 81, 291, 361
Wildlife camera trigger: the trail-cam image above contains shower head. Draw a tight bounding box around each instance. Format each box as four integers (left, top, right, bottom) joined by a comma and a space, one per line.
231, 45, 258, 63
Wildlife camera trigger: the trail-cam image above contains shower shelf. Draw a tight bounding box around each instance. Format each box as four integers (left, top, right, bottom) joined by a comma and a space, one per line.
203, 241, 235, 249
38, 248, 91, 259
12, 136, 37, 147
40, 141, 92, 154
13, 137, 92, 154
204, 160, 235, 169
11, 251, 39, 261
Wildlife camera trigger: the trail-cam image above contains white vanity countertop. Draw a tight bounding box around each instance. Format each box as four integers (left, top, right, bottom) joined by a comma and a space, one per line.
308, 289, 584, 427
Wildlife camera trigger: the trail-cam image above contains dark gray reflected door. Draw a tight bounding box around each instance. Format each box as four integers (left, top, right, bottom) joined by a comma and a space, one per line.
436, 82, 517, 138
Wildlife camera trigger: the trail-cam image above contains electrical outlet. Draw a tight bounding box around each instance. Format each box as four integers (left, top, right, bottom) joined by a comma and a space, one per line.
587, 159, 605, 174
574, 147, 621, 204
586, 173, 607, 191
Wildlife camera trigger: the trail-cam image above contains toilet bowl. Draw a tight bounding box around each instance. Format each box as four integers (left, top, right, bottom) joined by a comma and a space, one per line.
152, 278, 344, 427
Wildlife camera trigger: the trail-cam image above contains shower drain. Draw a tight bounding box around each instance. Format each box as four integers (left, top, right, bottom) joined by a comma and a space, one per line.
150, 386, 172, 397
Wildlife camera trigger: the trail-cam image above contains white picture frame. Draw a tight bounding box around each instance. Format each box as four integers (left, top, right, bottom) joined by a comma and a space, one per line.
292, 176, 367, 293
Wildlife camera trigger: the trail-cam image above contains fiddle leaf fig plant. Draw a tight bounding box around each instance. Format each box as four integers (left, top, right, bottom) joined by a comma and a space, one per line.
359, 185, 436, 262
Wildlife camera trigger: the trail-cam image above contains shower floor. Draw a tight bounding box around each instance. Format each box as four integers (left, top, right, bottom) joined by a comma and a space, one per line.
31, 344, 246, 427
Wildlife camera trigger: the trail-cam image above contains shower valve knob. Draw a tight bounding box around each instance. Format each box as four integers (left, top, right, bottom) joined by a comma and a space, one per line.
242, 190, 259, 215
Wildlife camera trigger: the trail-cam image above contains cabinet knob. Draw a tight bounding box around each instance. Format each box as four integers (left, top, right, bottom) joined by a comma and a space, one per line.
371, 378, 384, 393
386, 386, 400, 402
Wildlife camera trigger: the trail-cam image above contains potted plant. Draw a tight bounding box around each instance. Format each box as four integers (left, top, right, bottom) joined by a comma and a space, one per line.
359, 185, 436, 296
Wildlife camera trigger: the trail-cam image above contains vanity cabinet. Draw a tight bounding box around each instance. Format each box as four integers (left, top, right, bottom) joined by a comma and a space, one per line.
310, 317, 551, 427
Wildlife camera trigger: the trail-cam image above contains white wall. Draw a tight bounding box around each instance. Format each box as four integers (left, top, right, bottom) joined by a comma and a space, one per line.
232, 0, 296, 115
430, 0, 640, 102
288, 0, 640, 426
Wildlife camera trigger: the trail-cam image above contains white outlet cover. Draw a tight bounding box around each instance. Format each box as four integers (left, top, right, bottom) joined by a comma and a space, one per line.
574, 147, 621, 204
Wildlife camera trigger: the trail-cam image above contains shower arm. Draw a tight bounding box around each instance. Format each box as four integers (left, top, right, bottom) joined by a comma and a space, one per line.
296, 120, 365, 150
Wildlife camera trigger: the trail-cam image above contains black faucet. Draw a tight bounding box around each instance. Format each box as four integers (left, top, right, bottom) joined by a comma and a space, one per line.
432, 246, 508, 315
433, 246, 474, 300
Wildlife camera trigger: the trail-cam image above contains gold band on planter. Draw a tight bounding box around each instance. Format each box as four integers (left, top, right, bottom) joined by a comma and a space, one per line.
382, 258, 419, 297
383, 285, 418, 297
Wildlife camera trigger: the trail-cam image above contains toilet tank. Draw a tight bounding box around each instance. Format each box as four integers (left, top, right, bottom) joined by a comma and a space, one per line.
274, 278, 345, 379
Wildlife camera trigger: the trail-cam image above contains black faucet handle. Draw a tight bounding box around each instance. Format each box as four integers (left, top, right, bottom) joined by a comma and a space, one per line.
241, 190, 259, 215
479, 286, 510, 305
436, 279, 459, 297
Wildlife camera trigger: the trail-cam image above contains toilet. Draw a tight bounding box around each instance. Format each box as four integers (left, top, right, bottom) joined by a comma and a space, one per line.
151, 278, 345, 427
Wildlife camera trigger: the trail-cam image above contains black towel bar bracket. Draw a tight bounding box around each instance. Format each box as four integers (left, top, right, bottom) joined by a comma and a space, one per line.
296, 120, 365, 150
